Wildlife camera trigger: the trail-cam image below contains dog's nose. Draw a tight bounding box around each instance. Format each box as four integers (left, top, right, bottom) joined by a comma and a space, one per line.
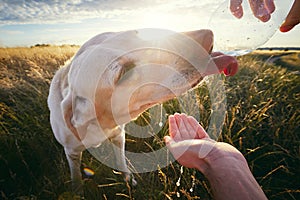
184, 29, 214, 54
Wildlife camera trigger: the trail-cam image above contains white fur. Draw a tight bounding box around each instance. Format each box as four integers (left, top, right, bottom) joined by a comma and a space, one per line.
47, 29, 213, 191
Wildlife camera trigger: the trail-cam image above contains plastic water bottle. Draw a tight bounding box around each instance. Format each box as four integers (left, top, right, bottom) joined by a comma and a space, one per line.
208, 0, 293, 56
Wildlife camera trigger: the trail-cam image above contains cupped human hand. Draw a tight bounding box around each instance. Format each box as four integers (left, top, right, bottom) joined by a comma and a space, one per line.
164, 113, 246, 174
164, 113, 267, 200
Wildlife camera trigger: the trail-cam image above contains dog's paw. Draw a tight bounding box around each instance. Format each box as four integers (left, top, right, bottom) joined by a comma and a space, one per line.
124, 173, 137, 186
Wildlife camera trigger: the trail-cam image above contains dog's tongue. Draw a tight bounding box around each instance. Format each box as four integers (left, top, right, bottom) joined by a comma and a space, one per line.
208, 52, 238, 76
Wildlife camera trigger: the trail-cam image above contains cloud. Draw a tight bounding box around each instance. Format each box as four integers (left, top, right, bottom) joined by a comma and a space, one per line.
0, 0, 222, 46
0, 29, 24, 35
0, 0, 216, 25
1, 0, 102, 24
0, 0, 157, 24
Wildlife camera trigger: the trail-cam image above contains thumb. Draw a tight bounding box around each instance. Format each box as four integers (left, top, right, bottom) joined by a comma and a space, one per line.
164, 136, 174, 145
280, 0, 300, 32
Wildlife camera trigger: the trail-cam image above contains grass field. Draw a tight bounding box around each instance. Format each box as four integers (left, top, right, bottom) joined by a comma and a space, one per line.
0, 46, 299, 200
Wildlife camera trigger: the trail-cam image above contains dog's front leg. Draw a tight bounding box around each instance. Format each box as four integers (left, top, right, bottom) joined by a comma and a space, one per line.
110, 127, 137, 186
64, 148, 83, 193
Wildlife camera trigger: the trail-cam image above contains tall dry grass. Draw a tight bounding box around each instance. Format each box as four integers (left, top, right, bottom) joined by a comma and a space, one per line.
0, 46, 299, 199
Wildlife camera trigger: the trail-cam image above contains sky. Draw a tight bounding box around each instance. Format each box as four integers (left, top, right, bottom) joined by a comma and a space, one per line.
0, 0, 299, 48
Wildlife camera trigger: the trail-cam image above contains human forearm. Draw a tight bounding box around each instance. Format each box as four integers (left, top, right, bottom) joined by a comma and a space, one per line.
202, 156, 267, 200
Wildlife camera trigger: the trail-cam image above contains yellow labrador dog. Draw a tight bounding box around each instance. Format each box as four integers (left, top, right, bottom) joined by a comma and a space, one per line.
47, 29, 238, 191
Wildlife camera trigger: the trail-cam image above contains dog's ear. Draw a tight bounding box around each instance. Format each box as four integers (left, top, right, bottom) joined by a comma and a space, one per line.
61, 93, 81, 141
62, 93, 94, 141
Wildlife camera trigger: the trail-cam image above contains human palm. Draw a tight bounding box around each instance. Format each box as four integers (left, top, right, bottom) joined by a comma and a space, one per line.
164, 113, 246, 174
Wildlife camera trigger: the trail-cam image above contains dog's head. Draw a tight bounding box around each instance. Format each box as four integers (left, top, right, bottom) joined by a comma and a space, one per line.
70, 29, 238, 130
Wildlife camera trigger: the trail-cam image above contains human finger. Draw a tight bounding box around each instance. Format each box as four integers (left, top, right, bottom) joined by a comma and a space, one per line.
230, 0, 244, 19
164, 135, 174, 145
248, 0, 271, 22
168, 115, 179, 140
180, 114, 199, 139
280, 0, 300, 32
264, 0, 275, 14
173, 113, 191, 140
186, 116, 210, 139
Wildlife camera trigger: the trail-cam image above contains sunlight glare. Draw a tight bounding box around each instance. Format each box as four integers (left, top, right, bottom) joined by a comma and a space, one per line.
136, 28, 175, 41
136, 12, 183, 41
142, 12, 177, 29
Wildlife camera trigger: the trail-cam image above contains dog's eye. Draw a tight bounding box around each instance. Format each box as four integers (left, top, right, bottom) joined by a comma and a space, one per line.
116, 59, 136, 84
123, 60, 136, 74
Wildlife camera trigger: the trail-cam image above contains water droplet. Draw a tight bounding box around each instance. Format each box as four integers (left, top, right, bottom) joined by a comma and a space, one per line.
159, 104, 163, 127
180, 166, 184, 174
177, 192, 180, 198
176, 178, 181, 186
190, 173, 196, 193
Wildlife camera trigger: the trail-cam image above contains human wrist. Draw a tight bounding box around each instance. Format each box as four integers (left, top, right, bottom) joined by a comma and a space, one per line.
205, 155, 250, 180
198, 142, 248, 177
